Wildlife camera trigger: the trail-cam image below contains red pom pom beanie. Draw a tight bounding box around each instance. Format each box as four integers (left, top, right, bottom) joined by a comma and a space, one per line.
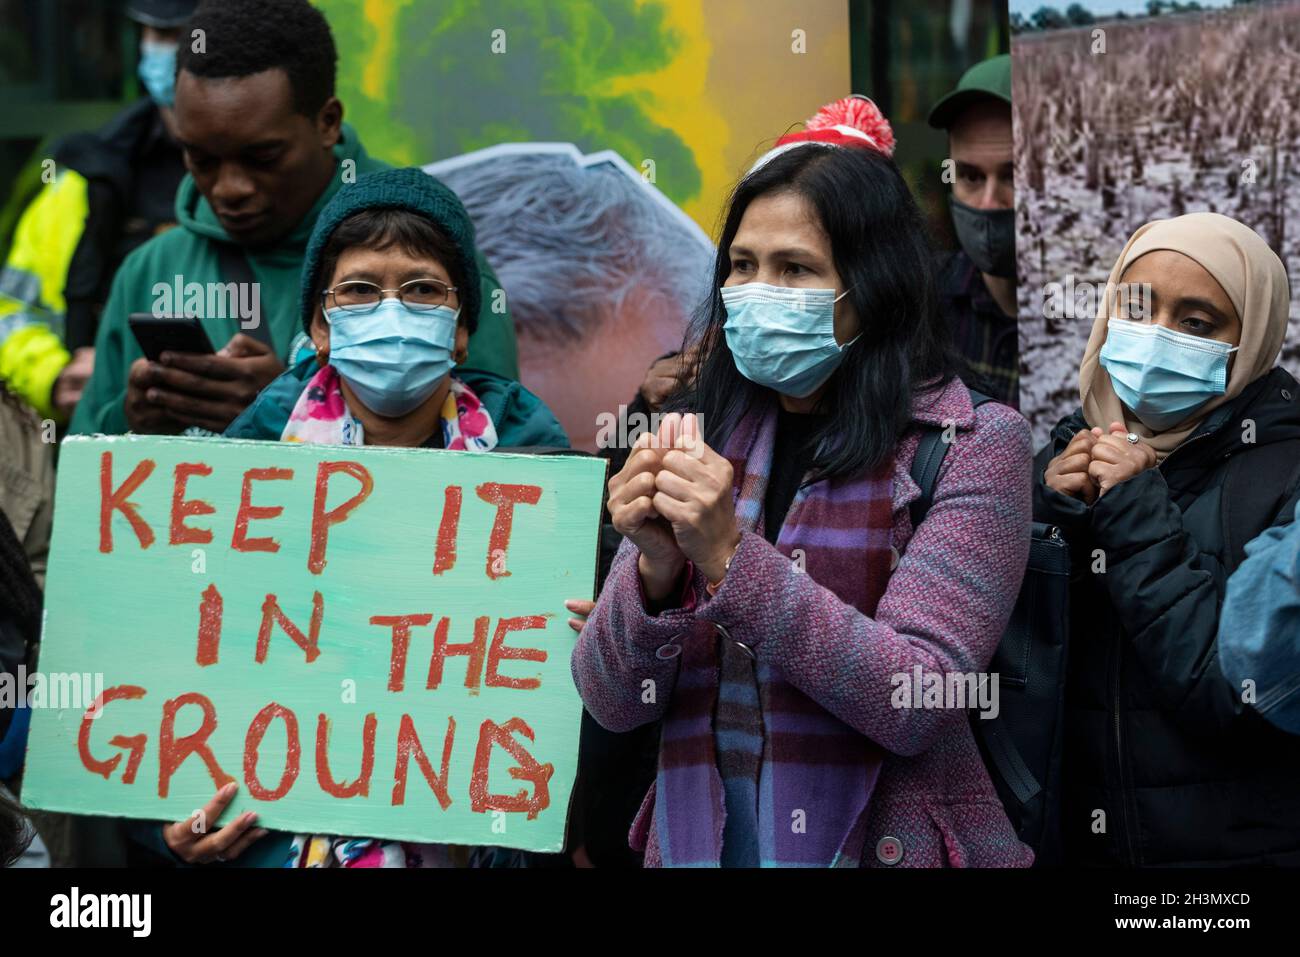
748, 95, 895, 174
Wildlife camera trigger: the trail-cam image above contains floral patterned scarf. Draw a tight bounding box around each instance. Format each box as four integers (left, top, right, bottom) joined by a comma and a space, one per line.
280, 363, 498, 451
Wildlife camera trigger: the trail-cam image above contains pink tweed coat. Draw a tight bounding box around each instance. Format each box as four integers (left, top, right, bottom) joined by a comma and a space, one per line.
573, 377, 1036, 868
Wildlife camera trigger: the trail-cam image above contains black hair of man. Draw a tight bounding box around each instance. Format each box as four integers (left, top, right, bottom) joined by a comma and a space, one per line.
176, 0, 337, 117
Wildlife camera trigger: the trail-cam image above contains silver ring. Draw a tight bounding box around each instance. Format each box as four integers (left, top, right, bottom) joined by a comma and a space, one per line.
1125, 432, 1140, 445
214, 854, 227, 863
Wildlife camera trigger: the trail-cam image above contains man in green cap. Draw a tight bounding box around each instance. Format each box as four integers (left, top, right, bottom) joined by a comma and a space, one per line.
928, 53, 1019, 409
71, 0, 518, 437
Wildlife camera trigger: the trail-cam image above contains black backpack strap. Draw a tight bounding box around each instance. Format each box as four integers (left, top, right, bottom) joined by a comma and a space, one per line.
907, 388, 1053, 841
909, 388, 996, 529
973, 718, 1042, 805
216, 242, 273, 347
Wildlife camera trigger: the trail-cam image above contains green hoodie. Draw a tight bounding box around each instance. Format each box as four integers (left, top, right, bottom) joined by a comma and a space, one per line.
70, 125, 519, 435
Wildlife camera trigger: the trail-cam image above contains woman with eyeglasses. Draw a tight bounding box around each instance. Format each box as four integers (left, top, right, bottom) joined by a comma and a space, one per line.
224, 167, 566, 455
1036, 212, 1300, 866
126, 167, 567, 868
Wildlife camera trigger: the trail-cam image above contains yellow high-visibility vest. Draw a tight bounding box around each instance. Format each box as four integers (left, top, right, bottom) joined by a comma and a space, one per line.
0, 169, 89, 418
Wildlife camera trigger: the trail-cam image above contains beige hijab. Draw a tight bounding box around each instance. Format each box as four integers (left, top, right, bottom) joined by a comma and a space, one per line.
1078, 212, 1290, 460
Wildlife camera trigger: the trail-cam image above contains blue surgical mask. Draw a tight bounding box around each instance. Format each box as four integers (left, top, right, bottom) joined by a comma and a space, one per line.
326, 299, 459, 418
1099, 318, 1237, 431
138, 40, 178, 108
721, 282, 858, 398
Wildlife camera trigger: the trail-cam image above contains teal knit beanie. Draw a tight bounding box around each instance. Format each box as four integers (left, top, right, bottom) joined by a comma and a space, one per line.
300, 166, 481, 333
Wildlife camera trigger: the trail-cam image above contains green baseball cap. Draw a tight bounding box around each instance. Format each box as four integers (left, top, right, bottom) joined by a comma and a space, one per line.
927, 53, 1012, 130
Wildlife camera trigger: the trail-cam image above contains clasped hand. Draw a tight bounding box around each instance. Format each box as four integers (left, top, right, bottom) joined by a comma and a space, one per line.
1044, 420, 1158, 504
606, 411, 741, 603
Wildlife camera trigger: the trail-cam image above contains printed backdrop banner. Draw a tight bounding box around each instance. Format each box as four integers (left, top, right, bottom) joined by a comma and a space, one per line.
1011, 0, 1300, 444
319, 0, 852, 232
22, 435, 606, 852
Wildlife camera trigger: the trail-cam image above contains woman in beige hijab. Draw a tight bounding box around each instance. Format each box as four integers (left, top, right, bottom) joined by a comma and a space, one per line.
1034, 211, 1300, 868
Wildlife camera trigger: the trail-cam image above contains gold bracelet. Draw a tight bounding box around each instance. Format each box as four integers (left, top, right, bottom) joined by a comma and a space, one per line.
705, 539, 740, 596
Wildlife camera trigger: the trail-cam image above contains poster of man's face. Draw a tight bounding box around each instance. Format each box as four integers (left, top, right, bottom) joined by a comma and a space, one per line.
426, 145, 715, 451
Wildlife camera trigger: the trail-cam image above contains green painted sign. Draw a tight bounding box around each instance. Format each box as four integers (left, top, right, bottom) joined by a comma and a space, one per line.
23, 435, 606, 853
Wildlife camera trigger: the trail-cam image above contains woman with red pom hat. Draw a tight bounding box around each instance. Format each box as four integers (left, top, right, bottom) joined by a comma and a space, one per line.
614, 94, 900, 425
750, 94, 898, 171
569, 94, 1033, 868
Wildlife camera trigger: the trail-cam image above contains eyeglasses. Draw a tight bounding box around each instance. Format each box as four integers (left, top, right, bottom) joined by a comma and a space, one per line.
322, 278, 458, 316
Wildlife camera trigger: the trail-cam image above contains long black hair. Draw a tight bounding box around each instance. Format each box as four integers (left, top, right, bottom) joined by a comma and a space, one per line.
673, 144, 958, 480
0, 787, 31, 867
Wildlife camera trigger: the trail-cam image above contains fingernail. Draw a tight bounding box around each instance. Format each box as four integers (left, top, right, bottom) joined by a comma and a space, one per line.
246, 813, 258, 824
159, 352, 172, 364
563, 600, 580, 611
223, 782, 237, 796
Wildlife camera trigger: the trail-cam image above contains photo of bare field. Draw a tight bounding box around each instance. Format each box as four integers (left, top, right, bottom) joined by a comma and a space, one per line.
1012, 1, 1300, 444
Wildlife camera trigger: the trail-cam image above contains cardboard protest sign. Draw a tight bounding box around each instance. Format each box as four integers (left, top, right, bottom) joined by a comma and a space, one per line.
22, 435, 606, 852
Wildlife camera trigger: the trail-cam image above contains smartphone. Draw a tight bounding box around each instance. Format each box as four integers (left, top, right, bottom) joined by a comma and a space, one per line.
128, 314, 216, 362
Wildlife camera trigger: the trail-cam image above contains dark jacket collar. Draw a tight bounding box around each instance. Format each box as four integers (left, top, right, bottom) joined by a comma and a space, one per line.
1050, 367, 1300, 471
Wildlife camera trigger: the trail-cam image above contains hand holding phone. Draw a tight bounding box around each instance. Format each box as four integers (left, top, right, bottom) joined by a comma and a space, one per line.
124, 332, 285, 434
128, 313, 216, 362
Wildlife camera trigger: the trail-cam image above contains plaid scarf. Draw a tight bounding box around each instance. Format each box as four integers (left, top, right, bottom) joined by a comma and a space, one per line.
655, 397, 895, 867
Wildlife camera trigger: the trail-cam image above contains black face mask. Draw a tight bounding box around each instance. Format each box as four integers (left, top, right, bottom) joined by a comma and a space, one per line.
949, 197, 1017, 279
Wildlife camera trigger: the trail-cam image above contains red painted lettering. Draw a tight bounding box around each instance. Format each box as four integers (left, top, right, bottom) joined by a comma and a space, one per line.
244, 703, 301, 801
474, 483, 542, 579
370, 614, 433, 692
78, 685, 147, 783
196, 583, 222, 666
485, 615, 548, 690
99, 452, 155, 552
425, 615, 486, 692
391, 714, 455, 809
433, 485, 461, 575
469, 717, 553, 820
231, 467, 292, 553
255, 592, 323, 664
169, 462, 215, 545
308, 461, 373, 574
315, 713, 377, 798
158, 692, 233, 798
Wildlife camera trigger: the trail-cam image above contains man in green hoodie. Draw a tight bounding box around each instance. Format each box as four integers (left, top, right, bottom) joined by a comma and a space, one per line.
71, 0, 518, 436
